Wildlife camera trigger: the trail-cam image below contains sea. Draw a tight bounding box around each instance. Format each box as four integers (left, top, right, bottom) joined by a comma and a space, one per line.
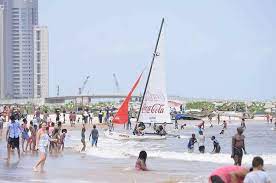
0, 120, 275, 183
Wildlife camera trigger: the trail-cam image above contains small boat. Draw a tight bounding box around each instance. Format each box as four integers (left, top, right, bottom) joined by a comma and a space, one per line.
104, 130, 166, 141
105, 18, 172, 140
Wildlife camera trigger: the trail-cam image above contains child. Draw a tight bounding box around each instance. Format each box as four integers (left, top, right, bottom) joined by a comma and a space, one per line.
21, 119, 29, 152
181, 123, 186, 130
187, 134, 197, 153
59, 129, 67, 151
135, 150, 148, 171
211, 136, 221, 153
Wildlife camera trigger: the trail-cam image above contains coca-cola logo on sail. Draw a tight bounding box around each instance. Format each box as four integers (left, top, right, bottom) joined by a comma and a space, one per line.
142, 104, 165, 113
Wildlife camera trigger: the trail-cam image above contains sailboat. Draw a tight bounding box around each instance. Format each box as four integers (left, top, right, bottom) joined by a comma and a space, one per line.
104, 18, 170, 140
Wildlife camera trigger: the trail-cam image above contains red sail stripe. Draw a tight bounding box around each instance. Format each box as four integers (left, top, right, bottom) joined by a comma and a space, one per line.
112, 73, 143, 124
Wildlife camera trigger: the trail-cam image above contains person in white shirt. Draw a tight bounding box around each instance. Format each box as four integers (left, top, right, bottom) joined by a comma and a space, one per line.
244, 156, 271, 183
198, 130, 205, 153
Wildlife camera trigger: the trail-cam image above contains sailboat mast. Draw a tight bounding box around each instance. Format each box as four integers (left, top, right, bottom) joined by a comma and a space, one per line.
137, 18, 165, 122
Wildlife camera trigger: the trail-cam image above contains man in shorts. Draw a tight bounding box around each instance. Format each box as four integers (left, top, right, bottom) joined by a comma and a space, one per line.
6, 115, 21, 161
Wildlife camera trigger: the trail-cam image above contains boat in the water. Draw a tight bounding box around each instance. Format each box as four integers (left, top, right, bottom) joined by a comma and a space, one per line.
105, 18, 171, 140
104, 130, 166, 140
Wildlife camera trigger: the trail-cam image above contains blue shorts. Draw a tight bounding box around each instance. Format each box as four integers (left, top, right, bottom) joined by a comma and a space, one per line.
92, 138, 98, 145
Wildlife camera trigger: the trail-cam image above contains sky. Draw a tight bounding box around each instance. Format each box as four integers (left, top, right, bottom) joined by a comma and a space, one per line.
38, 0, 276, 100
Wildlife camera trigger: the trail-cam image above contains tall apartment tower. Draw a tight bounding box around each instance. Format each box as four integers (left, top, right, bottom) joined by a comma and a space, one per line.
33, 26, 48, 98
0, 5, 4, 98
1, 0, 38, 98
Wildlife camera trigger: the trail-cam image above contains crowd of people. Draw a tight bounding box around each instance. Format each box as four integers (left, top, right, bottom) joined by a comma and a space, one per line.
0, 104, 274, 182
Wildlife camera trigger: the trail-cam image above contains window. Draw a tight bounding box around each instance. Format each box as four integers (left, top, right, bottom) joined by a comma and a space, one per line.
36, 31, 40, 40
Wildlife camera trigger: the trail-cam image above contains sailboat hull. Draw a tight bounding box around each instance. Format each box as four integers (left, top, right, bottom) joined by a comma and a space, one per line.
104, 130, 166, 141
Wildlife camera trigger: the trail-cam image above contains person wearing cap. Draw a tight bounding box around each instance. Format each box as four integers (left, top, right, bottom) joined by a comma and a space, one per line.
231, 127, 247, 166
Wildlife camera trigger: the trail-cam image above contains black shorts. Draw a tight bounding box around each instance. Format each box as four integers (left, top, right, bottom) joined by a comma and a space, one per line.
199, 146, 205, 153
8, 137, 19, 149
234, 148, 243, 157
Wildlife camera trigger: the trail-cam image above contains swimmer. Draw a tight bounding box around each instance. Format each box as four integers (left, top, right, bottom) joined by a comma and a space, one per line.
135, 150, 148, 171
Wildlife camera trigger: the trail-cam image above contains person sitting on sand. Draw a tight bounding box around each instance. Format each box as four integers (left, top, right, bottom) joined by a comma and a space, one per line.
209, 165, 248, 183
135, 150, 148, 171
244, 156, 271, 183
211, 136, 221, 153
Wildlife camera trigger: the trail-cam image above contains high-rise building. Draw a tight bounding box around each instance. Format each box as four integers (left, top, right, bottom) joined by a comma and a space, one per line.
33, 26, 48, 98
0, 5, 4, 98
1, 0, 39, 98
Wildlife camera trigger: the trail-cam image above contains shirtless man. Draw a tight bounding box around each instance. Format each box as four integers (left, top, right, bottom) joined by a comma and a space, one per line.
231, 127, 247, 166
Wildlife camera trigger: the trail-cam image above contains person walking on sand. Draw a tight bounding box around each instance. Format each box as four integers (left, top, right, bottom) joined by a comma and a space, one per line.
33, 122, 57, 172
135, 150, 148, 171
89, 125, 99, 147
6, 115, 21, 161
81, 124, 86, 151
232, 127, 247, 166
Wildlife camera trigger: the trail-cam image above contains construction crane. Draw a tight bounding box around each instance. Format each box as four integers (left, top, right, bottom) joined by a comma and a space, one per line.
78, 76, 90, 95
113, 73, 120, 93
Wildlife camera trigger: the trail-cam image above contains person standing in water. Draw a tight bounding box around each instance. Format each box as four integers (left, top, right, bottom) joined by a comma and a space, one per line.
0, 113, 4, 138
89, 125, 99, 147
81, 124, 86, 151
33, 122, 57, 172
6, 115, 21, 161
232, 127, 247, 166
135, 150, 148, 171
198, 130, 205, 153
241, 118, 246, 129
187, 133, 197, 153
197, 121, 205, 132
21, 118, 29, 152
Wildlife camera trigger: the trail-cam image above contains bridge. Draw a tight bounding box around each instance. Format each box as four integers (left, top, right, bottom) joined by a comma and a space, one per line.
0, 94, 142, 105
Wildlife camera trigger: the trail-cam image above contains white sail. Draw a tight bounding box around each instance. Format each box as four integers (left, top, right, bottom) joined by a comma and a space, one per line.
138, 21, 171, 124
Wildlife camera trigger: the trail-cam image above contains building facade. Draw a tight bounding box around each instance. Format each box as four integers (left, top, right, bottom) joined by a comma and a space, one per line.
0, 5, 4, 98
0, 0, 48, 99
1, 0, 38, 98
33, 26, 48, 98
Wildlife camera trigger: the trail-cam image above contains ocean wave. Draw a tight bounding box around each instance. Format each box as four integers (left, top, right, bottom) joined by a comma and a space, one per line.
84, 144, 276, 165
